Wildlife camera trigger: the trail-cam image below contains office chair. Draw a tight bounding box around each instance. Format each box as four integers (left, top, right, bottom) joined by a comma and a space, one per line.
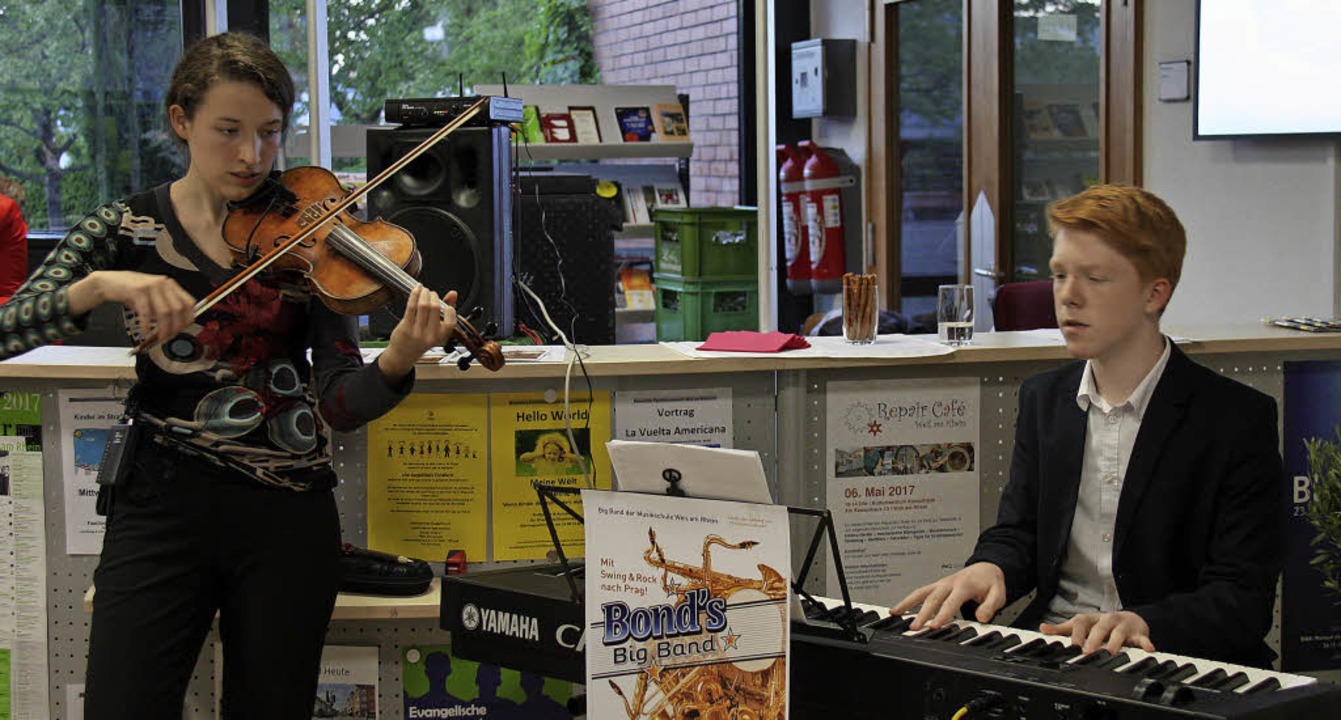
992, 280, 1057, 331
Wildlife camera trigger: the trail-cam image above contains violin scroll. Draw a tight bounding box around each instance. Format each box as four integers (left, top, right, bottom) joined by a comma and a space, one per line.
450, 313, 505, 372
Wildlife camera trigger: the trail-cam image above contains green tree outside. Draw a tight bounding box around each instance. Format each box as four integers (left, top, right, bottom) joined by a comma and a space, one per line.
0, 0, 597, 233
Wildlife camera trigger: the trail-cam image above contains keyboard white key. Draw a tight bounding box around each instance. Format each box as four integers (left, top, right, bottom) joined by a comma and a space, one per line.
808, 595, 1318, 693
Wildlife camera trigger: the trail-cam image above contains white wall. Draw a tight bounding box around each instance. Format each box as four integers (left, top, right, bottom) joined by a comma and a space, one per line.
1145, 0, 1340, 326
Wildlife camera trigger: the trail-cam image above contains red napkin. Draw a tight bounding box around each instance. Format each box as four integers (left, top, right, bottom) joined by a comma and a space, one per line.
696, 331, 811, 353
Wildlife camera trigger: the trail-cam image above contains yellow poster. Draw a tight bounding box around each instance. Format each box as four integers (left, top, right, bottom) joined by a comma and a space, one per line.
367, 393, 488, 561
490, 391, 612, 561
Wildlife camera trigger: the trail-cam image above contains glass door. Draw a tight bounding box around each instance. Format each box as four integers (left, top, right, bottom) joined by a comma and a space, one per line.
894, 0, 964, 321
1010, 0, 1102, 280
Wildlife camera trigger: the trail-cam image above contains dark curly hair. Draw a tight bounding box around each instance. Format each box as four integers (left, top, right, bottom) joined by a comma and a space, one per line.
164, 31, 295, 143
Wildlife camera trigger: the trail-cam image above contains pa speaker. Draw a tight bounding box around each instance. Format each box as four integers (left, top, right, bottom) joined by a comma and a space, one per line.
364, 125, 513, 339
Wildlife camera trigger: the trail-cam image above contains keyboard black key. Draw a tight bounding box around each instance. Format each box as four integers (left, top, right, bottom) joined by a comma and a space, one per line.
1097, 652, 1131, 670
947, 626, 980, 643
1071, 649, 1113, 666
854, 610, 881, 626
869, 615, 913, 633
922, 624, 961, 640
1188, 668, 1228, 688
1009, 638, 1049, 656
1146, 660, 1180, 679
1242, 676, 1282, 694
1216, 672, 1251, 691
963, 630, 1002, 647
1045, 644, 1084, 662
1119, 656, 1159, 676
1161, 663, 1199, 683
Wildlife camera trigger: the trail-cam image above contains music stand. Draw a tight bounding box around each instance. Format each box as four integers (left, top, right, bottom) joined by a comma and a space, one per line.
538, 479, 868, 646
533, 483, 586, 604
788, 506, 867, 645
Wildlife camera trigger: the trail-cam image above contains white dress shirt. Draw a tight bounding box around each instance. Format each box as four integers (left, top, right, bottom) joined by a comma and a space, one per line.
1044, 338, 1172, 624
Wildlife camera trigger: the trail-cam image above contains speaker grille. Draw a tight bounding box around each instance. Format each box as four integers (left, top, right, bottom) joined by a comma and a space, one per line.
365, 125, 513, 340
383, 207, 479, 309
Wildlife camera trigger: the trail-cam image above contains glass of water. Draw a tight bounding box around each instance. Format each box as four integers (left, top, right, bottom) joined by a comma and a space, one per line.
937, 284, 974, 345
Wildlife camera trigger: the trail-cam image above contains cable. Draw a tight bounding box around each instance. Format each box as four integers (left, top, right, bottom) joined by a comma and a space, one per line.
950, 708, 968, 720
516, 276, 596, 489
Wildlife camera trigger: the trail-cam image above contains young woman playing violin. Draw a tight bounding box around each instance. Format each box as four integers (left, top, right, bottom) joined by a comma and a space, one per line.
0, 32, 456, 718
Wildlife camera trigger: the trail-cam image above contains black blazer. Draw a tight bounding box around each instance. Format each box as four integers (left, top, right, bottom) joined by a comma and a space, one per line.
967, 344, 1285, 667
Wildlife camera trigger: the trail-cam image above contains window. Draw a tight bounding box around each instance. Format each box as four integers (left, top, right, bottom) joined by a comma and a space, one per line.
0, 0, 182, 233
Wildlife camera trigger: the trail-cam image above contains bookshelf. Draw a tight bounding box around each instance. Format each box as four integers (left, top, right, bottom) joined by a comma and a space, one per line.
477, 84, 693, 343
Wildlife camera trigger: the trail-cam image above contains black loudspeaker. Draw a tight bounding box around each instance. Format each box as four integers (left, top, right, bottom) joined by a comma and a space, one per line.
515, 172, 621, 345
364, 125, 513, 340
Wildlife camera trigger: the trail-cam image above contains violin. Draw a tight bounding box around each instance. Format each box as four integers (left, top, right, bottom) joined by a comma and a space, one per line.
223, 166, 504, 371
130, 98, 505, 372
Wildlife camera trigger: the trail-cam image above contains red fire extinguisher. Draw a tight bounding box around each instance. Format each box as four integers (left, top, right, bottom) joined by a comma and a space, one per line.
777, 143, 812, 295
800, 140, 846, 294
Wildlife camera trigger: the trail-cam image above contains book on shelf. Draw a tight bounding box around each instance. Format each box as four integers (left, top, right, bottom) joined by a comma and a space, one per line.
568, 105, 601, 143
653, 101, 690, 141
624, 186, 652, 225
1046, 102, 1089, 138
1020, 179, 1053, 202
540, 112, 577, 143
614, 106, 657, 142
620, 264, 655, 310
519, 105, 545, 144
1021, 100, 1058, 139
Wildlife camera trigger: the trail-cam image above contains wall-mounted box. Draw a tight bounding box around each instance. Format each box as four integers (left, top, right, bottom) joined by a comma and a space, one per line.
790, 38, 857, 119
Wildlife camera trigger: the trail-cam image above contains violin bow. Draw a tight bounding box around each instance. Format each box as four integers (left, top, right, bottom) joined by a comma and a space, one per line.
131, 97, 491, 355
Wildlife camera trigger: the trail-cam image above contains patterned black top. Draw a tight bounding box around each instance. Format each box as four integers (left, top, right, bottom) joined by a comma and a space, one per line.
0, 183, 412, 490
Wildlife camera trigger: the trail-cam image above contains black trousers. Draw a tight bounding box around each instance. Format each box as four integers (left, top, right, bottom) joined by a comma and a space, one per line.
84, 445, 342, 719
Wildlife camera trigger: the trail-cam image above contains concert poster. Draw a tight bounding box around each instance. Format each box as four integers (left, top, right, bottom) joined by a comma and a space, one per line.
583, 489, 790, 720
489, 391, 611, 562
402, 643, 573, 719
1281, 360, 1341, 671
824, 377, 980, 604
366, 393, 489, 562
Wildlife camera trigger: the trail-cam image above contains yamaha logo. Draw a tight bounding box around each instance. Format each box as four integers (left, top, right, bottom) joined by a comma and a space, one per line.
461, 603, 480, 630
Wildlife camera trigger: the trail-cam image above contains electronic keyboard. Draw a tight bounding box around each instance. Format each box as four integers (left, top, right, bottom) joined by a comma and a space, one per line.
792, 594, 1341, 719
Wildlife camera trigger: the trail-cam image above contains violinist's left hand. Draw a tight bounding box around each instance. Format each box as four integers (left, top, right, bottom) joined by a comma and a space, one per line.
378, 285, 457, 382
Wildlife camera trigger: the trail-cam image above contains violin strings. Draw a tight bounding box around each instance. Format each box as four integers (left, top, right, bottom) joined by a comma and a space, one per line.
325, 224, 460, 323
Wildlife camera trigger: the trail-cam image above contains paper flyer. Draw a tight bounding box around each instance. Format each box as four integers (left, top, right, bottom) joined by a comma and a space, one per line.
489, 391, 611, 561
57, 388, 123, 555
313, 645, 379, 719
824, 377, 980, 603
401, 643, 573, 719
0, 392, 40, 451
613, 388, 733, 448
0, 445, 43, 719
583, 489, 790, 720
218, 643, 378, 718
366, 393, 489, 561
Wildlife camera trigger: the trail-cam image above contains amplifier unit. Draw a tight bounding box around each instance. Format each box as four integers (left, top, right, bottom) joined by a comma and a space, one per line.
384, 95, 524, 127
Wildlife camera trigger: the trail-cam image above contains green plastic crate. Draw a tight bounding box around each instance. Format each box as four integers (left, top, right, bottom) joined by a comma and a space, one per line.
653, 207, 758, 280
654, 273, 759, 342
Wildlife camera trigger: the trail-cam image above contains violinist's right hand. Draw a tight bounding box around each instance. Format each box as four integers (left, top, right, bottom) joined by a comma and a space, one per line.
891, 561, 1007, 630
70, 271, 196, 344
